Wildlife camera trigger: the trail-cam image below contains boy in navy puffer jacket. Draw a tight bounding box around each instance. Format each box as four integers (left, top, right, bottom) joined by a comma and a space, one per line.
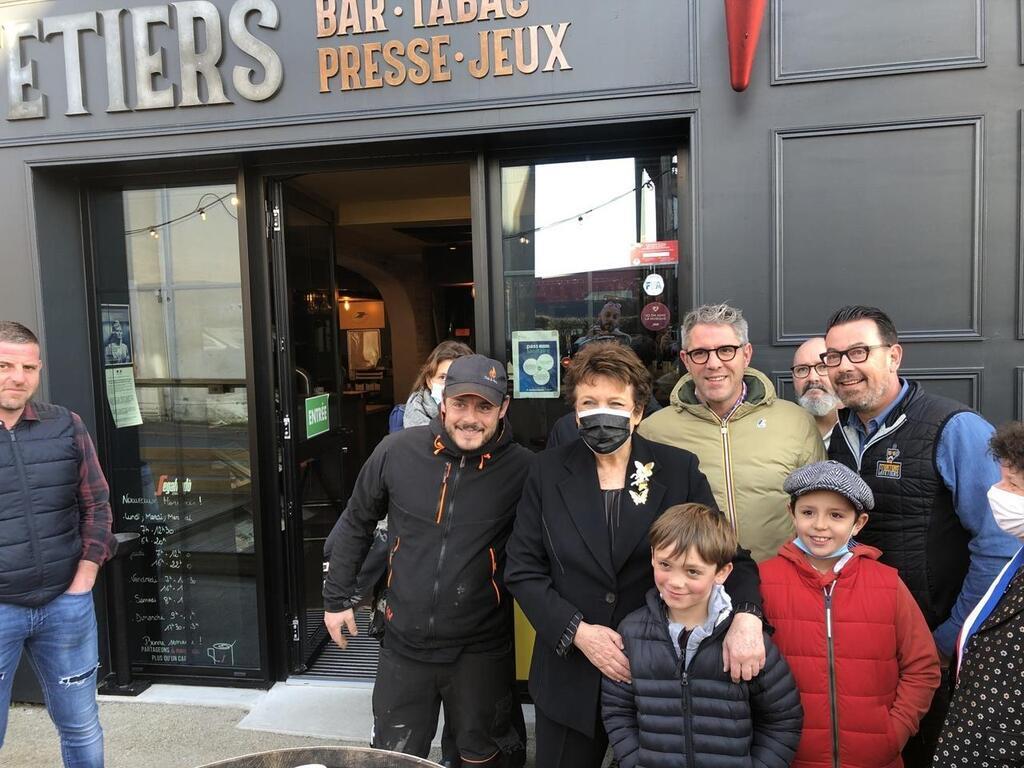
602, 503, 803, 768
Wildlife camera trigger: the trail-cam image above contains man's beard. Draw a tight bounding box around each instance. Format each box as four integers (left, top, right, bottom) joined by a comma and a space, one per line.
798, 386, 839, 417
834, 379, 889, 414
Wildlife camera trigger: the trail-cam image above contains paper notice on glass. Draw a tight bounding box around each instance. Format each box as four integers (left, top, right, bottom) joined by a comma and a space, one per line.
105, 366, 143, 428
512, 330, 560, 399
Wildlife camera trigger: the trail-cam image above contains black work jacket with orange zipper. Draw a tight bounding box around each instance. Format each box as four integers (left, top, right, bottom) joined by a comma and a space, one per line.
323, 415, 533, 660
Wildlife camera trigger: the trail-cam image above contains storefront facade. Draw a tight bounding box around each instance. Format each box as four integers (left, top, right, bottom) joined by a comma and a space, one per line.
2, 0, 1021, 687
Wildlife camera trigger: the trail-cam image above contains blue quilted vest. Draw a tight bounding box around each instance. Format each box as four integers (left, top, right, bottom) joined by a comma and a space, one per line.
0, 402, 82, 606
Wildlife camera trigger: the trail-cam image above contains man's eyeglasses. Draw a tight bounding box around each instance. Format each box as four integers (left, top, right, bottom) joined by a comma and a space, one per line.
790, 362, 829, 379
819, 344, 891, 367
684, 345, 741, 364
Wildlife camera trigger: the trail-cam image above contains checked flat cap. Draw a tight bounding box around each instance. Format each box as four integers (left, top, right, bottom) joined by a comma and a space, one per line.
784, 460, 875, 511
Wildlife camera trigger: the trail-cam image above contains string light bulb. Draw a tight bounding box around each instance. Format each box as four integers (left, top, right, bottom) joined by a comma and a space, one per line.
343, 298, 350, 311
149, 228, 158, 239
199, 209, 207, 221
230, 195, 239, 207
519, 236, 530, 244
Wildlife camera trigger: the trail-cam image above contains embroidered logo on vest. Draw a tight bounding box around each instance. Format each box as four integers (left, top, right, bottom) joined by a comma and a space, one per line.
876, 446, 902, 479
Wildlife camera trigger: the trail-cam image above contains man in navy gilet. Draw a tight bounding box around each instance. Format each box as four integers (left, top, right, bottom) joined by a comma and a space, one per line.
0, 321, 114, 767
822, 305, 1018, 768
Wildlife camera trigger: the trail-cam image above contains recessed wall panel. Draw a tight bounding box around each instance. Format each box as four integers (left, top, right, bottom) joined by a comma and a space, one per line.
1016, 368, 1024, 420
773, 0, 983, 83
774, 119, 982, 342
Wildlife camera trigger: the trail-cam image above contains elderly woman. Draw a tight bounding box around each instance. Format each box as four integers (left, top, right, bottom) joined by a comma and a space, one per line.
505, 342, 765, 768
933, 421, 1024, 768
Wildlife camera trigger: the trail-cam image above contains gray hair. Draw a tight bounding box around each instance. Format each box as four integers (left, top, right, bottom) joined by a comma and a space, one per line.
681, 303, 749, 347
0, 321, 39, 346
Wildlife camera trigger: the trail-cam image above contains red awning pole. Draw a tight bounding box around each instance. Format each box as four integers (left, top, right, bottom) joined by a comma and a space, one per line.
724, 0, 767, 92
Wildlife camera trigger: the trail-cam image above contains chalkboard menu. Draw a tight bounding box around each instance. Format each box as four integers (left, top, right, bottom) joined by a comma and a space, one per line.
115, 421, 260, 676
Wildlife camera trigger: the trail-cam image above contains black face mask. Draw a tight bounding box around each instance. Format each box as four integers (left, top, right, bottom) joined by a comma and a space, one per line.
577, 409, 634, 455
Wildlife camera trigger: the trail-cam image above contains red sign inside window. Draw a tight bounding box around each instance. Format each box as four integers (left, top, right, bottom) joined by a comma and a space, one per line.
630, 241, 678, 267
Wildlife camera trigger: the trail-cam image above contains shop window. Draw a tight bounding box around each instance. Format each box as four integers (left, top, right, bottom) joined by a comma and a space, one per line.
91, 183, 260, 677
502, 153, 683, 448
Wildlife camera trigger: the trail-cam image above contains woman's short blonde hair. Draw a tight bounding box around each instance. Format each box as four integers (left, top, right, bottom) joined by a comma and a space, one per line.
564, 342, 652, 414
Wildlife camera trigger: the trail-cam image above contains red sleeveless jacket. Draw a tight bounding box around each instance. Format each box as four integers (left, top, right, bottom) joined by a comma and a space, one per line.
760, 542, 940, 768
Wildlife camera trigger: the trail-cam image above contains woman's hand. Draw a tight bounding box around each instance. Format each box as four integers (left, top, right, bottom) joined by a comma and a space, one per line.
722, 611, 765, 682
573, 621, 631, 683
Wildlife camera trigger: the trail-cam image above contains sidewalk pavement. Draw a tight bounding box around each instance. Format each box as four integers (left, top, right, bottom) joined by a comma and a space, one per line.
3, 683, 545, 768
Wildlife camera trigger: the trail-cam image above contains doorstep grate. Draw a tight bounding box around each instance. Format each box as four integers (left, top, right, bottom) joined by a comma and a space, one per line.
300, 608, 379, 681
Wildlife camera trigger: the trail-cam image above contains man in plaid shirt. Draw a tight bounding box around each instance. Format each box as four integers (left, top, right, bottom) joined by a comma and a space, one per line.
0, 320, 114, 768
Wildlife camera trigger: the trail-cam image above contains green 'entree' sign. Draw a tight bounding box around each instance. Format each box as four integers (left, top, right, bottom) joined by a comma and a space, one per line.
305, 394, 330, 439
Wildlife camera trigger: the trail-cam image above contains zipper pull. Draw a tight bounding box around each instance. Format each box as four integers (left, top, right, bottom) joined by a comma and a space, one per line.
824, 588, 833, 638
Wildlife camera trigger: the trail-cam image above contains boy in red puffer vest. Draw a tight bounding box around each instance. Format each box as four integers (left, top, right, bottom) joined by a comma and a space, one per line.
760, 461, 941, 768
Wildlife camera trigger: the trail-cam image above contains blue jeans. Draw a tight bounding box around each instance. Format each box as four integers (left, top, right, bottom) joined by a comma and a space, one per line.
0, 591, 104, 767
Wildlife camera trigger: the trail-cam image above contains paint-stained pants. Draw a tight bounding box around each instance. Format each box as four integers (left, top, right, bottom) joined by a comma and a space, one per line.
372, 643, 524, 766
0, 591, 104, 768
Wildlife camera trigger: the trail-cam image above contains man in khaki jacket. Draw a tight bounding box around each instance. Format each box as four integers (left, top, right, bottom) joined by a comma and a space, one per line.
638, 303, 825, 562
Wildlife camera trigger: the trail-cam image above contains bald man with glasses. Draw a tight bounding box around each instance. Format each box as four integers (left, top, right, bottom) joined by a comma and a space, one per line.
790, 337, 839, 447
639, 302, 826, 564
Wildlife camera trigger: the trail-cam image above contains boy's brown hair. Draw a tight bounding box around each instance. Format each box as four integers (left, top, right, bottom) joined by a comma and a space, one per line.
648, 503, 737, 569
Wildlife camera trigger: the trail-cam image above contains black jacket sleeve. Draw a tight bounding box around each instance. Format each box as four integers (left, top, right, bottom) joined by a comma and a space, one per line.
322, 439, 391, 612
601, 675, 641, 768
747, 635, 804, 768
504, 461, 583, 650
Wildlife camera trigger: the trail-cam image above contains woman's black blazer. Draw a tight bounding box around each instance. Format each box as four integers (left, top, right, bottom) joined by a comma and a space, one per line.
505, 433, 760, 737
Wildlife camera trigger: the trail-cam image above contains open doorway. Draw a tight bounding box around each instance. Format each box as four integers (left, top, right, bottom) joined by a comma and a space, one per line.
268, 162, 475, 678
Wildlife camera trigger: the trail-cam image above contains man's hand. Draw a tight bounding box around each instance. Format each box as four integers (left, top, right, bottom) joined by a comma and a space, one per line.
324, 609, 358, 650
573, 621, 631, 683
722, 611, 765, 683
65, 561, 99, 595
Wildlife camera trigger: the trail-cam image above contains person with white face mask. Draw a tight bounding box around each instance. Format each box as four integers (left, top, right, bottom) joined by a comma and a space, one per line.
934, 421, 1024, 768
505, 342, 765, 768
402, 340, 473, 429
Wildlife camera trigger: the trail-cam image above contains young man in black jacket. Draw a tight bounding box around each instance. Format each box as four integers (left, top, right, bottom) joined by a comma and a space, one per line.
324, 355, 532, 766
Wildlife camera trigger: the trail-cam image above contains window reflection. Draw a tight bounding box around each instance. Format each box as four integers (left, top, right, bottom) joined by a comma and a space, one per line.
502, 153, 685, 447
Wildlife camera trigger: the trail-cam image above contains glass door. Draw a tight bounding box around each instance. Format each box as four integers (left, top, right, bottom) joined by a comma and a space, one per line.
268, 182, 348, 672
89, 182, 263, 680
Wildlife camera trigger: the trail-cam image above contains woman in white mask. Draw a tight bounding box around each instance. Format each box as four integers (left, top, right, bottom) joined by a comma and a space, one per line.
934, 421, 1024, 768
505, 341, 765, 768
402, 340, 473, 429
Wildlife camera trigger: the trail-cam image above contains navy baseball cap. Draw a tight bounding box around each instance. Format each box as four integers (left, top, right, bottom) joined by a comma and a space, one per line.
444, 354, 507, 406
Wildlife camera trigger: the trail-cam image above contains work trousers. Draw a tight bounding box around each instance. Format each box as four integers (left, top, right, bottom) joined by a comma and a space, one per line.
371, 643, 524, 766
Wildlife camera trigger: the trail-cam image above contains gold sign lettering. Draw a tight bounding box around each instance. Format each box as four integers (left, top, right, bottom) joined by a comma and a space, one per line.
314, 0, 569, 93
316, 0, 388, 37
412, 0, 528, 27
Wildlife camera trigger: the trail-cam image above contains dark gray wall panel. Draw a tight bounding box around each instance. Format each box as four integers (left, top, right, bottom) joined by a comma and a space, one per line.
1019, 110, 1024, 340
772, 368, 981, 411
772, 0, 984, 84
1017, 368, 1024, 420
774, 118, 982, 343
